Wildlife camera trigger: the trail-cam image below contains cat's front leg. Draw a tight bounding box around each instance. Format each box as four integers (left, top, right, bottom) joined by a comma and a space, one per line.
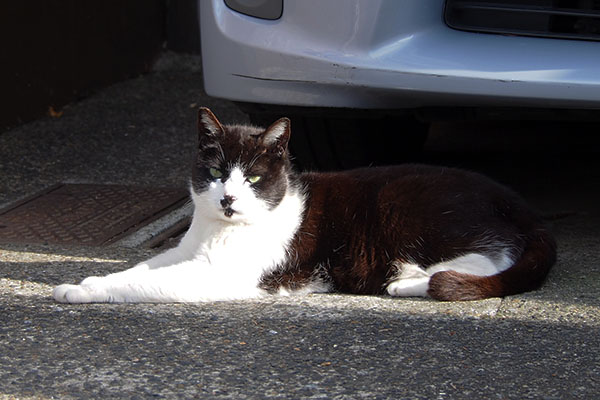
53, 260, 153, 303
53, 260, 267, 303
54, 277, 112, 303
134, 243, 198, 271
53, 268, 184, 303
53, 241, 203, 303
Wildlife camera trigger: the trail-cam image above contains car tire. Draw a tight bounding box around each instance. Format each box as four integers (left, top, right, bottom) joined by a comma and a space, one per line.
248, 113, 429, 171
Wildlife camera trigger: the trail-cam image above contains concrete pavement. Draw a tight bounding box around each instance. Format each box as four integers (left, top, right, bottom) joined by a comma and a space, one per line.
1, 52, 599, 399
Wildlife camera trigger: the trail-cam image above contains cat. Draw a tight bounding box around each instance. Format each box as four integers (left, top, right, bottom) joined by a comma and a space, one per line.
53, 107, 556, 303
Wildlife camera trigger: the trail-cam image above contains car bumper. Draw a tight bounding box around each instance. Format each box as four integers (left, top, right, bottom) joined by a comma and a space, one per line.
200, 0, 600, 110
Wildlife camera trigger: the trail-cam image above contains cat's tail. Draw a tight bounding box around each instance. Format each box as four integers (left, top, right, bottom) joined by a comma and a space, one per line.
427, 229, 557, 301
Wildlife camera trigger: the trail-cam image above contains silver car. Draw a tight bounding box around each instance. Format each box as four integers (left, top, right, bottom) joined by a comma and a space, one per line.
200, 0, 600, 168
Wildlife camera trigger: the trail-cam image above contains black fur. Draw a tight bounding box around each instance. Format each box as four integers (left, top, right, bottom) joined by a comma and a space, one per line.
197, 108, 556, 301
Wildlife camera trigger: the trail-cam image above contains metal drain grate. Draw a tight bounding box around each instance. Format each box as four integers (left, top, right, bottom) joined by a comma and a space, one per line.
0, 184, 188, 246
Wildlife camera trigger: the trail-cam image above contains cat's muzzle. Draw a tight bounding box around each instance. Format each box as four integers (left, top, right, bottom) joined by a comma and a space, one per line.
220, 195, 236, 218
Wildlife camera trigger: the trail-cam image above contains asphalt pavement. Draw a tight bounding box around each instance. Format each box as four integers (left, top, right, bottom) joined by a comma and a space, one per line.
1, 52, 599, 399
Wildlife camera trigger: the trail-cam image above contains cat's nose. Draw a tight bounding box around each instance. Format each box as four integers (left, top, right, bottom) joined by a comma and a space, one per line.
220, 195, 236, 208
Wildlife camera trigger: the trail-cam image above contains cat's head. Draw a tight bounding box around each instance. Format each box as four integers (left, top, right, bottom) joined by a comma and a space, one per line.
191, 107, 293, 224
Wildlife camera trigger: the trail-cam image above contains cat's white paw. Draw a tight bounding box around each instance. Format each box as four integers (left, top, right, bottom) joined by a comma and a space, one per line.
386, 278, 430, 297
53, 284, 95, 303
386, 262, 430, 297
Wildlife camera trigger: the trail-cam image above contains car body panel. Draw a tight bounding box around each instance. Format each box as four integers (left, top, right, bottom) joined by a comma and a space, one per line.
200, 0, 600, 109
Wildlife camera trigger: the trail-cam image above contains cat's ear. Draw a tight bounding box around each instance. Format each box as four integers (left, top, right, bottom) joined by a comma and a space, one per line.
197, 107, 225, 145
261, 117, 291, 156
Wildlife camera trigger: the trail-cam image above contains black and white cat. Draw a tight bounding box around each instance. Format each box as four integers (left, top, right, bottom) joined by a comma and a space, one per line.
54, 108, 556, 303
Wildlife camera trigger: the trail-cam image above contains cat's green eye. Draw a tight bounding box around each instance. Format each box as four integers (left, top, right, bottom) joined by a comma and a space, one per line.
209, 167, 223, 179
247, 175, 261, 184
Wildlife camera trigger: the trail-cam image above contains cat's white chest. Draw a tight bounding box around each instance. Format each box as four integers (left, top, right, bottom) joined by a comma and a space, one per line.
184, 187, 305, 278
194, 222, 289, 275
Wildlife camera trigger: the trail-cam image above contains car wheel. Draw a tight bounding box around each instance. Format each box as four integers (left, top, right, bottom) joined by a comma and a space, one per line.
248, 113, 429, 171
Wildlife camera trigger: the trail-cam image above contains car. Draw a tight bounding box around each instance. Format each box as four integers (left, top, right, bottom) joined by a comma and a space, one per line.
200, 0, 600, 169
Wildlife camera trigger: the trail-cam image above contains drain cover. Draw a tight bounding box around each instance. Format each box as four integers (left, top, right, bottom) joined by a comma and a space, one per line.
0, 184, 188, 246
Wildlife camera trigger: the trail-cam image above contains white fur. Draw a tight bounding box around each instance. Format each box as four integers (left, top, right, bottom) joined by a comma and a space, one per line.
53, 171, 305, 303
263, 119, 288, 145
277, 280, 332, 297
386, 250, 513, 298
205, 167, 271, 224
386, 263, 430, 297
276, 262, 332, 296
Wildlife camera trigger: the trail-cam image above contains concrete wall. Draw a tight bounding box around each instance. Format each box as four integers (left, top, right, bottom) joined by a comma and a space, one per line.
0, 0, 200, 132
